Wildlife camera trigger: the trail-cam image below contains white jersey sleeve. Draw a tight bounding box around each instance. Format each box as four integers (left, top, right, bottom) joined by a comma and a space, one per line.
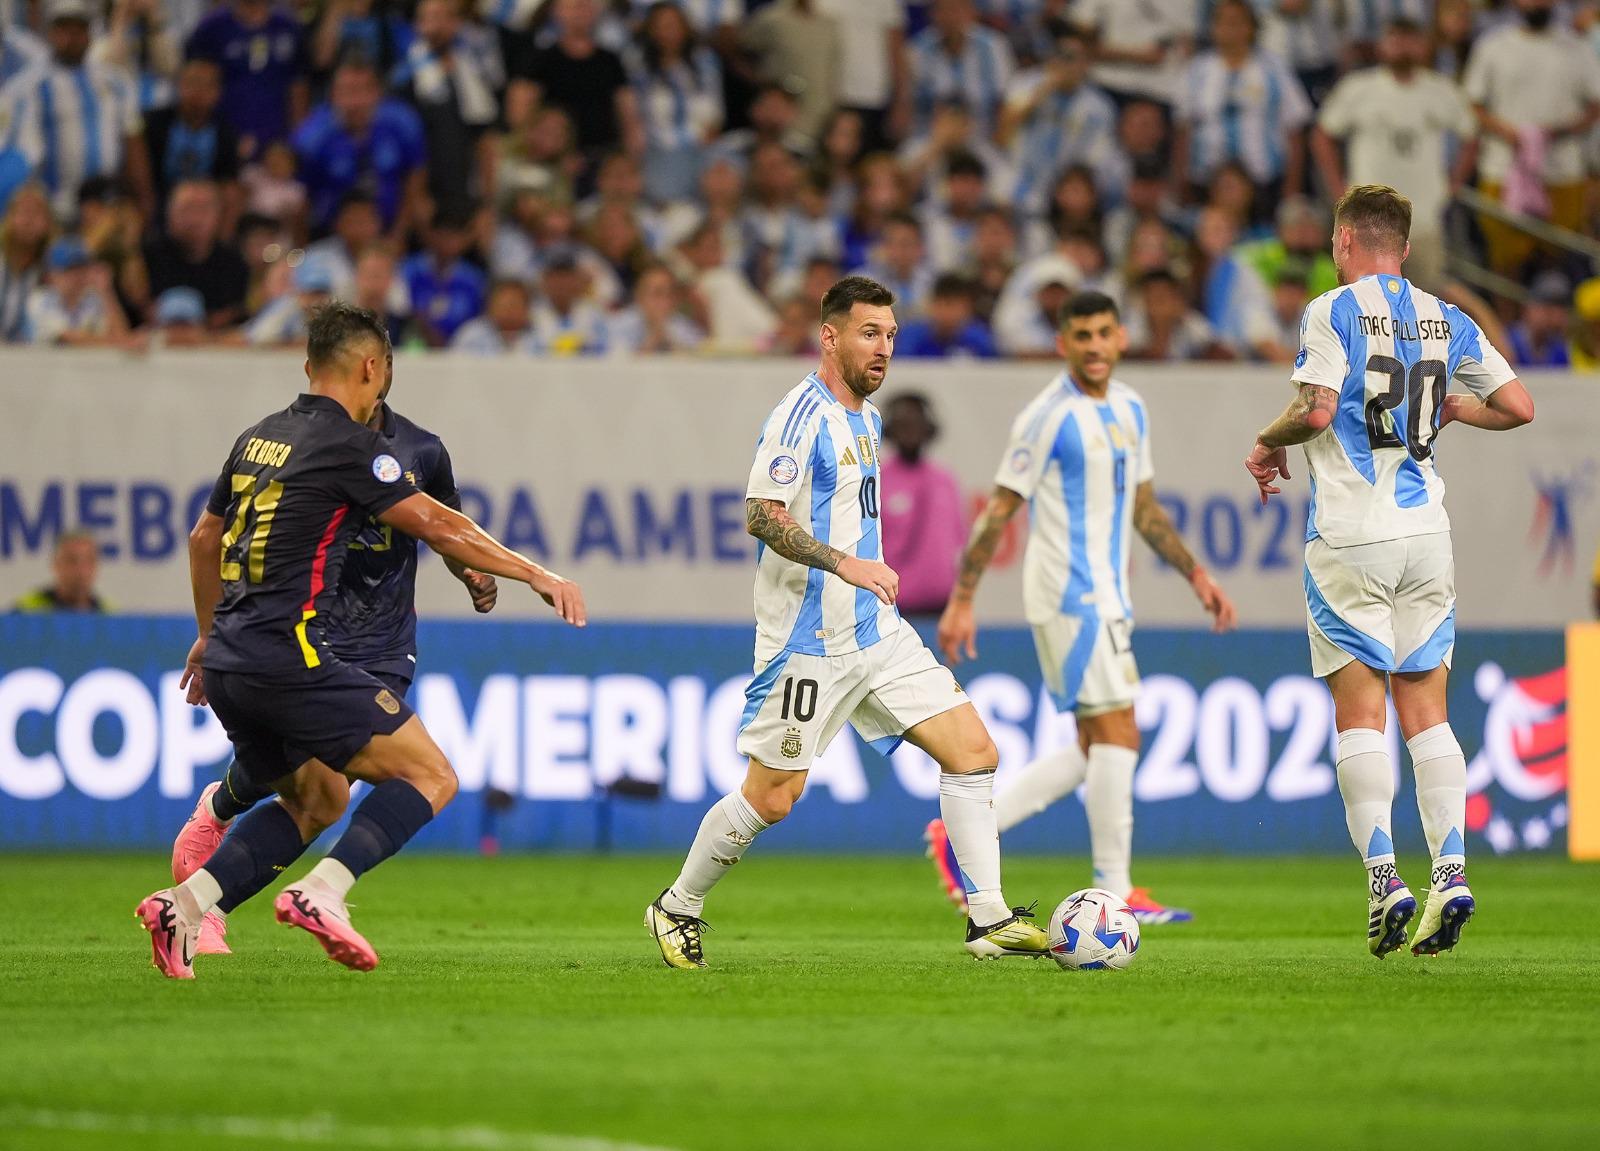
1290, 290, 1351, 393
994, 396, 1063, 499
747, 389, 824, 506
1446, 309, 1517, 401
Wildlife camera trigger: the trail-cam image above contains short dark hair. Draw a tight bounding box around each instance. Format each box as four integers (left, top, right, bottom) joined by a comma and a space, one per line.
932, 272, 976, 301
306, 301, 390, 370
945, 150, 987, 181
820, 276, 895, 326
336, 190, 378, 215
1058, 289, 1121, 327
883, 211, 922, 236
1335, 183, 1412, 254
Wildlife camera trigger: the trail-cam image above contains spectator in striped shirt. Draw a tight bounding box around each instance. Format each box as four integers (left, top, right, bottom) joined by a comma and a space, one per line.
998, 21, 1119, 218
909, 0, 1016, 137
1172, 0, 1312, 207
0, 177, 49, 341
0, 0, 154, 223
628, 1, 723, 205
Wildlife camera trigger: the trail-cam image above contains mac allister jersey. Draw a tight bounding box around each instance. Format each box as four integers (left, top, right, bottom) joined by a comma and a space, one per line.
997, 373, 1154, 627
746, 373, 900, 662
1292, 274, 1516, 548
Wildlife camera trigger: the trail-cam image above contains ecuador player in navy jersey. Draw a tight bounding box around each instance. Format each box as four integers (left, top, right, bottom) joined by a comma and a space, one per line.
167, 383, 498, 958
137, 303, 585, 979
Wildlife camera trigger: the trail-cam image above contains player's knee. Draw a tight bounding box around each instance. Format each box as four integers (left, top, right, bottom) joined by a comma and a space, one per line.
939, 728, 999, 774
744, 779, 797, 824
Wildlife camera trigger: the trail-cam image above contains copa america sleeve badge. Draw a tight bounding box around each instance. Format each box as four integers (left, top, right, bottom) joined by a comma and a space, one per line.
769, 455, 799, 485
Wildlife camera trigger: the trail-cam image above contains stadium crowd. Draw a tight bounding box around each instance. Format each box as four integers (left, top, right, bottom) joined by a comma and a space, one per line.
0, 0, 1598, 363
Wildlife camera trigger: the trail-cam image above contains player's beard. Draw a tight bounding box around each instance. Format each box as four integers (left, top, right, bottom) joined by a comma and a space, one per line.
843, 354, 888, 400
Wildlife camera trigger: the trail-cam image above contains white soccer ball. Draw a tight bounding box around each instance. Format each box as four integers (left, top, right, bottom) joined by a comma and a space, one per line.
1047, 888, 1141, 971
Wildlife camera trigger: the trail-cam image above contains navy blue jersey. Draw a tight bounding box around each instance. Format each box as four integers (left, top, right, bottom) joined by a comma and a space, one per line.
202, 394, 420, 676
324, 404, 461, 678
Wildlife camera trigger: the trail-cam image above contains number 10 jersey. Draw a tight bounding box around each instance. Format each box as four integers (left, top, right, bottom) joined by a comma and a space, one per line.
1291, 274, 1516, 548
745, 373, 900, 664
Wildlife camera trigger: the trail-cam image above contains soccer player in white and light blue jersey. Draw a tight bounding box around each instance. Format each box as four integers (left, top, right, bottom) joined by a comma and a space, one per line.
645, 276, 1051, 968
933, 291, 1237, 926
1245, 185, 1534, 958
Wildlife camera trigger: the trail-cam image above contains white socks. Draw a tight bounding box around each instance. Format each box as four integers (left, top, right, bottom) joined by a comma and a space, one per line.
662, 791, 770, 918
995, 745, 1088, 834
1336, 727, 1396, 899
1085, 744, 1137, 898
175, 868, 223, 921
1408, 723, 1467, 891
938, 769, 1008, 925
306, 858, 357, 899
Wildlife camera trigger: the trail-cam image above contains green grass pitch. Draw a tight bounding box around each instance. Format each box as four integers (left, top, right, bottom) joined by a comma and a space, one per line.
2, 853, 1596, 1151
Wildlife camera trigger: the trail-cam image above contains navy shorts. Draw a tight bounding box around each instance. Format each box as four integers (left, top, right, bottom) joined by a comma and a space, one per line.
205, 662, 416, 789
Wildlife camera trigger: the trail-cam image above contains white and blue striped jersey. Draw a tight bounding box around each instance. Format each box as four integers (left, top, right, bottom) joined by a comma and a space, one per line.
997, 373, 1154, 627
1292, 274, 1517, 548
746, 373, 899, 662
1006, 74, 1120, 215
908, 23, 1016, 136
1176, 49, 1311, 184
0, 61, 141, 219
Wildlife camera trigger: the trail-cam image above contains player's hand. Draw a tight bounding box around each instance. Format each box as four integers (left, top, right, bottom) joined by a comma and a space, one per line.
1189, 567, 1237, 633
530, 568, 587, 627
938, 600, 979, 664
837, 555, 899, 606
461, 569, 498, 613
1244, 441, 1291, 505
180, 637, 207, 706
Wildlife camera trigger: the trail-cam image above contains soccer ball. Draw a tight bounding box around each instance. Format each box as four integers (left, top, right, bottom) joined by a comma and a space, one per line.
1047, 888, 1141, 970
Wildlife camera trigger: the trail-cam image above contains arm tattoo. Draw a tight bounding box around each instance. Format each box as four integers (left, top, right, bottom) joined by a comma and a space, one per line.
952, 488, 1024, 603
746, 499, 847, 574
1133, 483, 1197, 578
1257, 385, 1339, 450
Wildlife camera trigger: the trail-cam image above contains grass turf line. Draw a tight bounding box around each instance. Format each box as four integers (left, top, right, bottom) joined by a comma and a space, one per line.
1, 853, 1596, 1151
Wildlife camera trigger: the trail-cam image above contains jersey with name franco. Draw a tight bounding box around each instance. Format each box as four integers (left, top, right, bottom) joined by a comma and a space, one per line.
1291, 274, 1515, 548
997, 373, 1153, 626
746, 373, 899, 663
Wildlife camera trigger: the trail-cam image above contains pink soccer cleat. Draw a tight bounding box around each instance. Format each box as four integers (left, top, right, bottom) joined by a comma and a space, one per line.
1124, 887, 1194, 925
923, 818, 969, 914
197, 910, 231, 956
172, 782, 229, 884
274, 882, 379, 972
136, 889, 200, 980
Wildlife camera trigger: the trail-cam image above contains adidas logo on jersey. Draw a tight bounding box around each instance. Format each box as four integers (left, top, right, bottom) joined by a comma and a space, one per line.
839, 447, 858, 467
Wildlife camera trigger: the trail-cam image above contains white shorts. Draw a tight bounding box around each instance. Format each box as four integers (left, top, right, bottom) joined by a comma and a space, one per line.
737, 624, 968, 770
1304, 533, 1456, 679
1033, 611, 1141, 717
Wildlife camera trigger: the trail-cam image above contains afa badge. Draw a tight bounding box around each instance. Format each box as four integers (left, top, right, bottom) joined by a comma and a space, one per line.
769, 454, 799, 485
780, 728, 803, 759
1009, 447, 1032, 473
372, 454, 403, 483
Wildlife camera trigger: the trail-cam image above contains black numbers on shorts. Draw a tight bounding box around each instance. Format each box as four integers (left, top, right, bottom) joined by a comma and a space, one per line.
780, 677, 819, 723
858, 475, 879, 520
1364, 355, 1448, 461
